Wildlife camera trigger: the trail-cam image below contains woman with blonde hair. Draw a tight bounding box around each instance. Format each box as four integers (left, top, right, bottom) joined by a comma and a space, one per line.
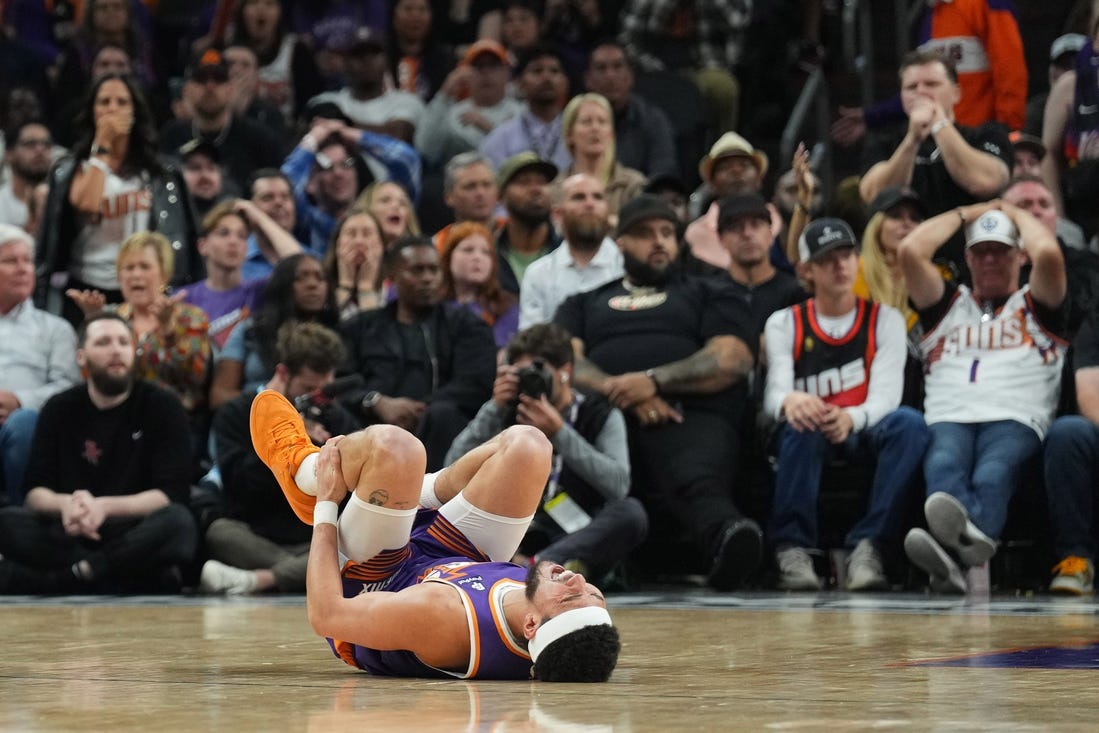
553, 92, 646, 219
440, 221, 519, 347
68, 230, 212, 420
354, 181, 421, 249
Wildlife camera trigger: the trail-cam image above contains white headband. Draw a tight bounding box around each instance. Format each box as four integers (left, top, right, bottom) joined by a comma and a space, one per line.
528, 607, 613, 664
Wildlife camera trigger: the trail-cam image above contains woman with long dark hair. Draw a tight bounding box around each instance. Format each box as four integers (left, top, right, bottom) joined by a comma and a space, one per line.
37, 72, 198, 327
387, 0, 454, 103
228, 0, 322, 124
209, 253, 338, 408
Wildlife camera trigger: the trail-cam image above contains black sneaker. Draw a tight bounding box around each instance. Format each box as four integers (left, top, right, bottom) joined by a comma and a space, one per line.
707, 518, 763, 591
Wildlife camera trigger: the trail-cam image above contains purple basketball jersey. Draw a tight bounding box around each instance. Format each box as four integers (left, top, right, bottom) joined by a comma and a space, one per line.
326, 510, 533, 679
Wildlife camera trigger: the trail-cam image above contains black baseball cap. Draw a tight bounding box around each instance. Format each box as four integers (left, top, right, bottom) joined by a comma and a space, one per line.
179, 138, 220, 163
717, 193, 770, 232
185, 48, 229, 83
868, 185, 927, 218
797, 217, 859, 263
337, 26, 387, 55
615, 194, 679, 237
644, 174, 688, 198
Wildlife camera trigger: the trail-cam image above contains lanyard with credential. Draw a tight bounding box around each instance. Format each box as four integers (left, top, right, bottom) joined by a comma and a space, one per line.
543, 398, 580, 501
520, 113, 562, 164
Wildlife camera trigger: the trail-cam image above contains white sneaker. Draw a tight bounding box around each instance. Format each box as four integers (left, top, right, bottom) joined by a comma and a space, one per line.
776, 547, 822, 591
199, 560, 258, 595
846, 539, 888, 591
924, 492, 997, 567
904, 528, 966, 594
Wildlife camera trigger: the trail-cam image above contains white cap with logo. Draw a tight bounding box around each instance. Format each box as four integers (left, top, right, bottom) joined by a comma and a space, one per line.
964, 210, 1020, 249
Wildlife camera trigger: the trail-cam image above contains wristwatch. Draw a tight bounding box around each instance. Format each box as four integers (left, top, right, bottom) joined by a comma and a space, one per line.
91, 144, 111, 157
361, 390, 382, 414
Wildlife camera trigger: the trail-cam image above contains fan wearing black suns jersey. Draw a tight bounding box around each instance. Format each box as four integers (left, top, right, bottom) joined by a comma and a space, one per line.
763, 218, 929, 593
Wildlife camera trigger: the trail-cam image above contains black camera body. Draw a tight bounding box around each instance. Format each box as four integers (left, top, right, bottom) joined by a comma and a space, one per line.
515, 360, 554, 400
504, 360, 555, 426
293, 391, 333, 424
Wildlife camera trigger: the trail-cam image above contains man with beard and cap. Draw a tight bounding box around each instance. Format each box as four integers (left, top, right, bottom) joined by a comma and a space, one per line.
0, 121, 53, 230
495, 152, 561, 294
519, 173, 622, 328
339, 237, 497, 471
555, 194, 763, 590
0, 312, 197, 593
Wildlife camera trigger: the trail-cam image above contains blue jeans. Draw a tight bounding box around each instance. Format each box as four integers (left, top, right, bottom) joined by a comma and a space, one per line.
769, 407, 930, 549
923, 420, 1041, 540
1043, 415, 1099, 561
0, 408, 37, 505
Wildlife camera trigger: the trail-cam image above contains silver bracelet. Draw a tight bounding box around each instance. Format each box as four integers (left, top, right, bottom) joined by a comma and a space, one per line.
86, 157, 111, 175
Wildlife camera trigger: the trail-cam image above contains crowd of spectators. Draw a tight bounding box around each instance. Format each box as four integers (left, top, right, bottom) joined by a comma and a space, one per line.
0, 0, 1098, 599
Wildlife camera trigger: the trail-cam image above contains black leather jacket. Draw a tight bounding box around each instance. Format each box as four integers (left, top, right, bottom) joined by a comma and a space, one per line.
35, 154, 201, 312
339, 301, 497, 421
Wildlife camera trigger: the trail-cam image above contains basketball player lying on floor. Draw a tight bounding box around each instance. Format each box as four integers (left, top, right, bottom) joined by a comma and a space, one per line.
250, 390, 620, 681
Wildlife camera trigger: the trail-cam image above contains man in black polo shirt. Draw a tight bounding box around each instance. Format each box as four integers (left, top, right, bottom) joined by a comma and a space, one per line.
555, 195, 762, 590
860, 49, 1012, 278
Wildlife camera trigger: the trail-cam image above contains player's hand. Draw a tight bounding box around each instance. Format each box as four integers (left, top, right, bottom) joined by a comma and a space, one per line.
315, 436, 350, 505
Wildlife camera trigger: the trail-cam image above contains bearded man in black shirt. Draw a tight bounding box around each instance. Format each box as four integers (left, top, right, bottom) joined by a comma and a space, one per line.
555, 195, 763, 590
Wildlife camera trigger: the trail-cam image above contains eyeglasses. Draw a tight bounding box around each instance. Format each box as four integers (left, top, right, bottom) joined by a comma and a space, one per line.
316, 153, 356, 172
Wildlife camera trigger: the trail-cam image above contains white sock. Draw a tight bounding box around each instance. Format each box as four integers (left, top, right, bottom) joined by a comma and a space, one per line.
294, 453, 318, 495
419, 470, 442, 509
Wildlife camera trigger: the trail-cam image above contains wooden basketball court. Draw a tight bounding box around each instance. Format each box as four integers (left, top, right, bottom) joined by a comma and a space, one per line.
3, 590, 1098, 730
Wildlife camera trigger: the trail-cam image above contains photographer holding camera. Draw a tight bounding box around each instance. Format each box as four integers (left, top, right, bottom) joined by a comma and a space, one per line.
445, 323, 647, 582
198, 321, 359, 595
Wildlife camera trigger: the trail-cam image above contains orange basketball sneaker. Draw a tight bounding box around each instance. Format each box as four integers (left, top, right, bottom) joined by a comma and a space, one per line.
250, 389, 320, 524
